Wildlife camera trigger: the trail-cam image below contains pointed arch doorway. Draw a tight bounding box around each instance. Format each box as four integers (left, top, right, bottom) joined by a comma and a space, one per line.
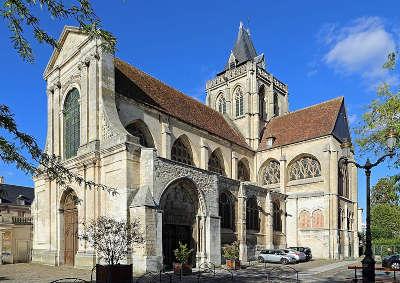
160, 178, 202, 268
62, 190, 78, 266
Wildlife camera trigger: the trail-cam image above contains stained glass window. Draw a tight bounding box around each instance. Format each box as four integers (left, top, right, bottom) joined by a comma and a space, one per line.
171, 138, 193, 165
288, 156, 321, 181
63, 88, 80, 159
208, 150, 225, 176
235, 87, 244, 117
246, 197, 259, 231
262, 160, 280, 185
238, 159, 250, 181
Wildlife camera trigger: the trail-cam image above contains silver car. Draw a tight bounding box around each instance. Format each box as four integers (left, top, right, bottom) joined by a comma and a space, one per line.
258, 249, 297, 264
282, 248, 307, 262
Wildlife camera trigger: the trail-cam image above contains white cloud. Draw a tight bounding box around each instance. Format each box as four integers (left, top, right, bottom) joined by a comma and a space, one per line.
348, 114, 358, 125
321, 17, 397, 82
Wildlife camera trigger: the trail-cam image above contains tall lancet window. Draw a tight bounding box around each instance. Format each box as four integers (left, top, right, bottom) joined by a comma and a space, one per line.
63, 88, 80, 159
273, 92, 279, 116
235, 87, 244, 117
217, 95, 227, 114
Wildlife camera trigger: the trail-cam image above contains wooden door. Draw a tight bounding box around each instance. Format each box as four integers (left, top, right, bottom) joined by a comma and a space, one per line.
63, 193, 78, 266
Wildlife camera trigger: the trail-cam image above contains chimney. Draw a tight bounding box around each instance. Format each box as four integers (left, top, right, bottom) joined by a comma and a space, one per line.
0, 176, 4, 184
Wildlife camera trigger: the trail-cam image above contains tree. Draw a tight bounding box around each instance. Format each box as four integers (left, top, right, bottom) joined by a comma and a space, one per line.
371, 175, 400, 206
355, 52, 400, 166
371, 203, 400, 240
0, 1, 117, 194
80, 217, 143, 265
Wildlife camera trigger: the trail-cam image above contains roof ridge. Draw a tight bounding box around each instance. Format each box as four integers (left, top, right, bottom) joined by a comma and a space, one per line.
270, 96, 344, 121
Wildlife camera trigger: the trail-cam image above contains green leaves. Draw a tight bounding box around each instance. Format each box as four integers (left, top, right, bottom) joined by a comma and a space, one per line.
1, 0, 116, 63
355, 52, 400, 166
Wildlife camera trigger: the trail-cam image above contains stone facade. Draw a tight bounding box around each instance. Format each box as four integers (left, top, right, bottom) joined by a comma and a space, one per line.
32, 25, 359, 274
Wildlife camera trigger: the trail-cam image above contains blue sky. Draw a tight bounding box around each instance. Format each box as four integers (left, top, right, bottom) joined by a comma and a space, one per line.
1, 0, 400, 217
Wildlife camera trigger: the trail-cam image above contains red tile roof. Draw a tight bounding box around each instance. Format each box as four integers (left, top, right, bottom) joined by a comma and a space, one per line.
259, 97, 344, 150
114, 58, 249, 148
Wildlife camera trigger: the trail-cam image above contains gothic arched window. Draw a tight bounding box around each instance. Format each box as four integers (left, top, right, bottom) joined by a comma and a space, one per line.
217, 95, 227, 114
261, 159, 280, 185
208, 149, 225, 176
259, 86, 265, 120
219, 192, 234, 229
299, 210, 311, 229
273, 201, 282, 232
338, 162, 349, 198
63, 88, 80, 159
238, 159, 250, 181
312, 209, 324, 228
125, 120, 154, 148
288, 155, 321, 181
171, 137, 194, 166
273, 92, 279, 116
246, 197, 259, 231
234, 87, 244, 117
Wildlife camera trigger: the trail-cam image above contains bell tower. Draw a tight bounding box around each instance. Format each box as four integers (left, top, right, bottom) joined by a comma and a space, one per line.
206, 22, 289, 149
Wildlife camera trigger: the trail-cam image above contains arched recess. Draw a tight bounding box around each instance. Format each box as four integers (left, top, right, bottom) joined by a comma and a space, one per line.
63, 88, 80, 159
237, 158, 250, 181
312, 209, 324, 228
60, 189, 78, 266
273, 201, 282, 232
338, 162, 349, 198
288, 154, 321, 181
259, 159, 280, 185
125, 119, 155, 148
273, 92, 279, 116
246, 196, 260, 231
160, 178, 203, 268
171, 135, 195, 166
208, 148, 226, 176
299, 210, 311, 229
219, 191, 235, 230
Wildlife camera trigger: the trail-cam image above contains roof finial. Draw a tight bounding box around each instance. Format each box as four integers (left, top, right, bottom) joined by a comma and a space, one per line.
239, 21, 244, 29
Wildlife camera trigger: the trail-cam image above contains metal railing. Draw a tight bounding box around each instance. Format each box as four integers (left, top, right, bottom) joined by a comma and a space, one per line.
0, 215, 32, 224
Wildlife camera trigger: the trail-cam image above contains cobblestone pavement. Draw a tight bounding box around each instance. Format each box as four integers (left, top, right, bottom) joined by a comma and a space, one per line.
0, 260, 399, 282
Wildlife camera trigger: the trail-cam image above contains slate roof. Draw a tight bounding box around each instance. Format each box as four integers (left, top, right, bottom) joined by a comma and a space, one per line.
114, 58, 250, 148
258, 97, 344, 150
0, 184, 34, 205
225, 22, 258, 70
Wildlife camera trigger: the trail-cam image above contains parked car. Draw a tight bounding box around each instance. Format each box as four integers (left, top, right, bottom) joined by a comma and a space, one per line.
289, 246, 312, 261
282, 249, 307, 262
382, 254, 400, 270
258, 249, 297, 265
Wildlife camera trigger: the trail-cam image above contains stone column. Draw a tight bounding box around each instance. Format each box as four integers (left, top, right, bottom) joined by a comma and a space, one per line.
343, 203, 349, 258
46, 88, 54, 154
225, 85, 232, 118
200, 138, 209, 170
53, 82, 62, 157
161, 118, 171, 159
264, 191, 273, 249
205, 215, 221, 264
237, 184, 247, 262
279, 155, 287, 194
231, 152, 238, 180
282, 199, 287, 247
329, 146, 339, 259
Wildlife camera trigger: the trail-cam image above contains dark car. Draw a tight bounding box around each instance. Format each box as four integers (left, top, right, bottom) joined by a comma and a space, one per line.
382, 254, 400, 270
289, 247, 312, 261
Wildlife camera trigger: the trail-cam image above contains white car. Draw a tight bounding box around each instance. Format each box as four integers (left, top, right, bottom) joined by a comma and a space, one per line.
282, 249, 307, 262
258, 249, 297, 264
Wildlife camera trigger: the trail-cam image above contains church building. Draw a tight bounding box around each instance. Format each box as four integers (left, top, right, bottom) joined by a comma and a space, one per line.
32, 24, 359, 273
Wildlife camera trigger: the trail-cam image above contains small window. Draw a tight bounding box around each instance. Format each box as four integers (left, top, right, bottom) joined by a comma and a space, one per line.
273, 93, 279, 116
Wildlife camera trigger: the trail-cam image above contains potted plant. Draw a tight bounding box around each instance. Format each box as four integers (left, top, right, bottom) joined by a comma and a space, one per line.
173, 242, 193, 275
222, 241, 240, 270
80, 216, 143, 283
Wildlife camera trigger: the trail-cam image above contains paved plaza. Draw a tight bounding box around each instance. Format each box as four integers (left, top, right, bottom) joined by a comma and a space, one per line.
0, 260, 398, 282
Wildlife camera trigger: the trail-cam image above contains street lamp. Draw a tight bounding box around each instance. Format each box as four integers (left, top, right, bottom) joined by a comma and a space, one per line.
339, 129, 397, 282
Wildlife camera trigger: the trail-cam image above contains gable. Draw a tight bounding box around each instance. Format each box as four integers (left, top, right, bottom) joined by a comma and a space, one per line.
44, 26, 89, 78
332, 103, 351, 142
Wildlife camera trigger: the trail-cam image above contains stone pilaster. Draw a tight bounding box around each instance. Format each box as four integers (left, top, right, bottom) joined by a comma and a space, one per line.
200, 138, 209, 170
237, 184, 247, 261
87, 55, 99, 143
264, 191, 273, 249
231, 151, 238, 180
343, 203, 349, 258
79, 59, 89, 146
161, 118, 171, 159
279, 155, 287, 193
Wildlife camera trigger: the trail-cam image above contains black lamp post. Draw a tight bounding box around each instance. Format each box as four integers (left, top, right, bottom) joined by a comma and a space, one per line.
339, 129, 397, 282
